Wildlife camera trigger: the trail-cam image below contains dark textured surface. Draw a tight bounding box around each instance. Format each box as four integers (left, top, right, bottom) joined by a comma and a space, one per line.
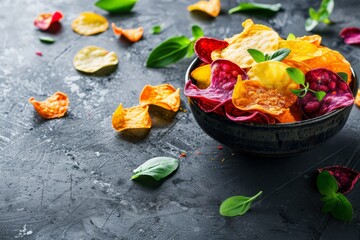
0, 0, 359, 239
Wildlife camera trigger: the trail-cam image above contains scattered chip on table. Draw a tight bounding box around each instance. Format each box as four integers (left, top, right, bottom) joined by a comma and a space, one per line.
139, 84, 180, 112
112, 104, 151, 131
29, 92, 69, 119
112, 23, 143, 42
34, 11, 63, 31
187, 0, 221, 17
355, 89, 360, 107
72, 12, 108, 36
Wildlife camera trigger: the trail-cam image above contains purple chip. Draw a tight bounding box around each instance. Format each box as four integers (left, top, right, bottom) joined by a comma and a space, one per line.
339, 27, 360, 45
194, 37, 229, 64
298, 68, 354, 118
319, 166, 360, 194
224, 101, 274, 124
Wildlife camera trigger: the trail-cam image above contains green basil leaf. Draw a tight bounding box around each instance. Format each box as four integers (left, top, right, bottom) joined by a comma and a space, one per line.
131, 157, 179, 181
321, 196, 338, 213
146, 36, 191, 68
186, 41, 195, 58
39, 36, 55, 44
191, 25, 204, 41
309, 8, 319, 20
318, 10, 330, 22
269, 48, 291, 61
286, 67, 305, 85
317, 171, 339, 196
228, 2, 281, 14
331, 193, 353, 222
337, 72, 348, 82
291, 89, 303, 96
319, 0, 334, 15
220, 191, 262, 217
286, 33, 296, 40
247, 49, 265, 63
95, 0, 137, 13
151, 25, 162, 35
313, 91, 326, 101
305, 18, 319, 31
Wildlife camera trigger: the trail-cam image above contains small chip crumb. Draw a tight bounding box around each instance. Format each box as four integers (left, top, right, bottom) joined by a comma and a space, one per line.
35, 51, 43, 56
217, 145, 223, 150
180, 152, 187, 158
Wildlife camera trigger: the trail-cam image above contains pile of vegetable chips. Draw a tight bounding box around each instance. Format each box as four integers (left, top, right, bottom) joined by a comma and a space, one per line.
185, 19, 355, 124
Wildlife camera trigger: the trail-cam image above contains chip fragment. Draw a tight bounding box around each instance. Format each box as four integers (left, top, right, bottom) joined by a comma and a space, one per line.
112, 104, 151, 131
187, 0, 221, 17
34, 11, 63, 31
72, 12, 108, 36
355, 89, 360, 107
339, 27, 360, 45
296, 34, 322, 46
139, 84, 180, 112
29, 92, 69, 119
194, 37, 229, 64
112, 23, 143, 42
73, 46, 118, 73
319, 166, 360, 194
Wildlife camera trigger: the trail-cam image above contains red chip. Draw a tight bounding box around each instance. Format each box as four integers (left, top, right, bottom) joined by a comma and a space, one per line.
185, 59, 247, 113
319, 166, 360, 194
339, 27, 360, 45
194, 37, 229, 64
34, 11, 63, 31
298, 68, 354, 118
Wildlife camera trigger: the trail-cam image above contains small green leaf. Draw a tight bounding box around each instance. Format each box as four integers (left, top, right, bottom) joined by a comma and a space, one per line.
313, 91, 326, 101
131, 157, 179, 181
228, 2, 281, 14
317, 171, 339, 196
305, 18, 319, 31
291, 89, 303, 96
337, 72, 348, 82
318, 10, 330, 22
146, 36, 191, 68
220, 191, 262, 217
286, 67, 305, 85
309, 8, 319, 20
95, 0, 137, 13
39, 36, 55, 44
191, 25, 204, 41
247, 49, 265, 63
330, 193, 353, 222
151, 25, 162, 34
319, 0, 334, 15
269, 48, 291, 61
321, 196, 338, 213
286, 33, 296, 40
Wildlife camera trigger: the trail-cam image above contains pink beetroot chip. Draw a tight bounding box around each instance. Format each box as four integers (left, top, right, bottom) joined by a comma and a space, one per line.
339, 27, 360, 45
298, 68, 354, 118
185, 59, 247, 112
194, 37, 229, 64
224, 101, 274, 123
319, 166, 360, 194
34, 11, 63, 31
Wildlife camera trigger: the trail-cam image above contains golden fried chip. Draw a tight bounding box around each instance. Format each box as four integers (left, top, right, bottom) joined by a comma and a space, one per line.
111, 23, 143, 42
220, 20, 279, 68
112, 104, 151, 131
139, 84, 180, 112
29, 92, 69, 119
273, 108, 297, 123
282, 60, 311, 74
355, 89, 360, 107
187, 0, 221, 17
296, 34, 322, 46
73, 46, 118, 73
279, 40, 328, 62
72, 12, 108, 36
190, 64, 211, 89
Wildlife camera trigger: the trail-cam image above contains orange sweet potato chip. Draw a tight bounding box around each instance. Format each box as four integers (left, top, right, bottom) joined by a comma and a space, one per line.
355, 89, 360, 107
29, 92, 69, 119
187, 0, 221, 17
190, 64, 211, 89
296, 35, 322, 46
139, 84, 180, 112
112, 104, 151, 131
273, 108, 297, 123
111, 23, 143, 42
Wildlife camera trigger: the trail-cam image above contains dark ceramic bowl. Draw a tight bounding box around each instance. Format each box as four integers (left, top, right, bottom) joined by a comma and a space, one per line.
185, 58, 358, 156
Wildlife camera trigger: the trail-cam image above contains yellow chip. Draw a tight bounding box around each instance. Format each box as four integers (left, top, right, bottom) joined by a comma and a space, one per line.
190, 64, 211, 89
112, 104, 151, 132
72, 12, 108, 36
279, 40, 329, 62
296, 34, 322, 46
139, 84, 180, 112
187, 0, 221, 17
220, 20, 279, 68
282, 60, 311, 74
73, 46, 118, 73
355, 89, 360, 107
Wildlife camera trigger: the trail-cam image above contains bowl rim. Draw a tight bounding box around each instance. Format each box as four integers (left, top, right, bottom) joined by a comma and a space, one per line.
185, 57, 358, 128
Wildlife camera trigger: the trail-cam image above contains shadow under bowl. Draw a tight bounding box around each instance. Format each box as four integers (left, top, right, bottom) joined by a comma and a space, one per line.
185, 58, 358, 157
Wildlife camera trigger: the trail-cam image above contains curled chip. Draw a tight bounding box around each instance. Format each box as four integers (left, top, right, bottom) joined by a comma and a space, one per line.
139, 84, 180, 112
112, 104, 151, 132
355, 89, 360, 107
319, 166, 360, 194
224, 101, 274, 124
190, 64, 211, 89
194, 37, 229, 64
185, 59, 248, 112
220, 19, 279, 68
298, 68, 354, 118
279, 40, 328, 62
73, 46, 118, 73
34, 11, 63, 31
339, 27, 360, 45
112, 23, 143, 42
303, 49, 352, 85
296, 34, 322, 46
29, 92, 69, 119
187, 0, 221, 17
72, 12, 108, 36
